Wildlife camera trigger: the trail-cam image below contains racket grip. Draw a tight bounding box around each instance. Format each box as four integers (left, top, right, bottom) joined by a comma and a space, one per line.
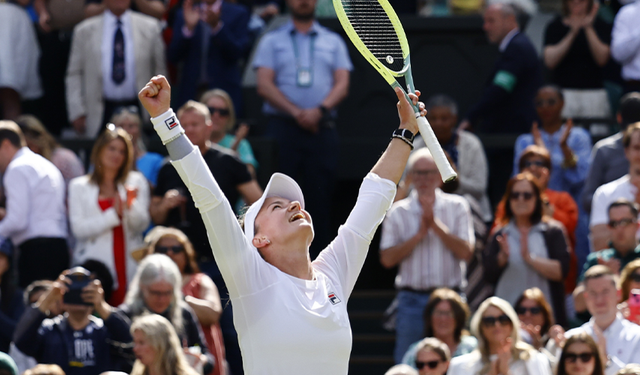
416, 115, 457, 183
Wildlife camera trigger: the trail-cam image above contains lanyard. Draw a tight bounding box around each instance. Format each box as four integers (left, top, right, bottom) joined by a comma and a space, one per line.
290, 30, 317, 70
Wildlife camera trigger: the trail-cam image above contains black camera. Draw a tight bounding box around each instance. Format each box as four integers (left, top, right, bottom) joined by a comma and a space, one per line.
63, 267, 93, 306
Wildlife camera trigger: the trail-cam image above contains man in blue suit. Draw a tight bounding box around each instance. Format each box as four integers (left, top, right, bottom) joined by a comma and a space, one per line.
169, 0, 250, 113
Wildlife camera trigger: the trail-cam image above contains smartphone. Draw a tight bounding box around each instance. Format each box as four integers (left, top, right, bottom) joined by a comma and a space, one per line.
63, 267, 93, 306
628, 289, 640, 323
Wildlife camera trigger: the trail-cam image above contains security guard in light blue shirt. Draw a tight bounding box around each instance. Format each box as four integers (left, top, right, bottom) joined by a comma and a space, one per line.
253, 0, 352, 258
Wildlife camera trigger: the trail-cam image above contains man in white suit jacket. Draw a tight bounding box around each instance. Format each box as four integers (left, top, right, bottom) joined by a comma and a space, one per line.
66, 0, 166, 139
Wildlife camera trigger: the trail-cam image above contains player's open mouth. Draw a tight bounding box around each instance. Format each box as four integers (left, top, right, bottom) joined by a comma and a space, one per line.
289, 213, 305, 222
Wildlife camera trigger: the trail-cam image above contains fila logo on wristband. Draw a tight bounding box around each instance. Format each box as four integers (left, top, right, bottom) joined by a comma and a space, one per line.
165, 116, 178, 130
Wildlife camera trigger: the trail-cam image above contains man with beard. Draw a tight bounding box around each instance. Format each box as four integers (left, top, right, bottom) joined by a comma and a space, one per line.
253, 0, 352, 258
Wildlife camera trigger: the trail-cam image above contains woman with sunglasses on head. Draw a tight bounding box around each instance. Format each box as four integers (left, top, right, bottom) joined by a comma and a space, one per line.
111, 107, 165, 188
413, 338, 451, 375
146, 227, 226, 375
200, 89, 258, 178
138, 75, 425, 374
618, 259, 640, 325
485, 172, 571, 328
401, 288, 477, 369
448, 297, 551, 375
557, 333, 605, 375
68, 126, 150, 306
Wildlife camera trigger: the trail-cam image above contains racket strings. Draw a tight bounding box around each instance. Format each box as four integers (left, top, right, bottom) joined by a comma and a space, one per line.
341, 0, 404, 72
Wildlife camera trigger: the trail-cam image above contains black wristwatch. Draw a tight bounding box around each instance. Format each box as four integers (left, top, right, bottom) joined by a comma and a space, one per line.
392, 128, 415, 149
319, 105, 329, 117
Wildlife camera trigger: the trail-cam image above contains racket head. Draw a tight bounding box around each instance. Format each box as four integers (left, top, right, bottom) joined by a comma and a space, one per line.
333, 0, 411, 83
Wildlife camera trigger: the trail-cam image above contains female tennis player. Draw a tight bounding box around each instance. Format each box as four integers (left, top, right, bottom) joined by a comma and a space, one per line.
138, 75, 425, 375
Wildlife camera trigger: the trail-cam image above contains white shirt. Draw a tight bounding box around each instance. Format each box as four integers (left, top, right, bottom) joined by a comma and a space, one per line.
0, 148, 67, 245
448, 349, 552, 375
101, 10, 137, 100
590, 174, 640, 239
380, 189, 475, 290
611, 1, 640, 80
172, 147, 396, 375
565, 314, 640, 375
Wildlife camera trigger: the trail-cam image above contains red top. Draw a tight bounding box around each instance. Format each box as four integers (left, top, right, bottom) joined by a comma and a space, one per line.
98, 198, 127, 306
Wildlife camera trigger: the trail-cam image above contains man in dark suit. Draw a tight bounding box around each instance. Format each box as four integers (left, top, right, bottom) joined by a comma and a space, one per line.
459, 2, 542, 204
168, 0, 250, 113
460, 2, 542, 135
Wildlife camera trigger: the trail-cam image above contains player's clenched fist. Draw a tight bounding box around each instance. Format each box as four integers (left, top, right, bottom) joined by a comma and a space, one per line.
140, 75, 185, 145
139, 75, 172, 118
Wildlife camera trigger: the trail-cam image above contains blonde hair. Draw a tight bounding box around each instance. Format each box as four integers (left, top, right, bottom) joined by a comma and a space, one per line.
89, 126, 134, 186
199, 89, 236, 132
616, 364, 640, 375
177, 100, 211, 123
16, 115, 58, 160
22, 364, 65, 375
148, 227, 200, 275
415, 337, 451, 362
471, 297, 536, 374
129, 314, 199, 375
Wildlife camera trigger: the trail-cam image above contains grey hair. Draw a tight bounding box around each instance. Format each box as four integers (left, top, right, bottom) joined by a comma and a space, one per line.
407, 147, 434, 171
125, 254, 184, 334
129, 314, 198, 375
425, 94, 458, 116
384, 364, 419, 375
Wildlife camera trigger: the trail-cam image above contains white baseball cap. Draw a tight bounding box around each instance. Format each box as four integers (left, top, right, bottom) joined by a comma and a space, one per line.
243, 173, 305, 246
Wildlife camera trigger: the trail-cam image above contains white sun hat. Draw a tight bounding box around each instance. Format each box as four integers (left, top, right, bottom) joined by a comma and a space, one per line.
243, 173, 305, 245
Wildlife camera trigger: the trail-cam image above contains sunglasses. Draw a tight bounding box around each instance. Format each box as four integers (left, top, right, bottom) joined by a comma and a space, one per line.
481, 314, 511, 327
608, 218, 636, 228
523, 160, 546, 169
415, 360, 440, 370
155, 245, 185, 254
515, 306, 542, 315
510, 191, 534, 201
535, 98, 559, 107
208, 106, 230, 117
631, 273, 640, 282
564, 352, 594, 363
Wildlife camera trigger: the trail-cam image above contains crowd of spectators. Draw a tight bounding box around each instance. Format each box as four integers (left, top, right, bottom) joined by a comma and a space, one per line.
1, 0, 640, 373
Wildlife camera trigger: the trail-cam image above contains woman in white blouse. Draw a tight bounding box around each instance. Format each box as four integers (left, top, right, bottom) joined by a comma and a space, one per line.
448, 297, 552, 375
68, 126, 150, 306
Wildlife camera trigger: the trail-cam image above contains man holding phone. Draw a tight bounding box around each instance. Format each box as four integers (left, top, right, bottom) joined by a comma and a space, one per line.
13, 268, 131, 375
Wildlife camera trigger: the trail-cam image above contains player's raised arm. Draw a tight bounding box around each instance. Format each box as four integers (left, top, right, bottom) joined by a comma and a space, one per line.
370, 87, 425, 185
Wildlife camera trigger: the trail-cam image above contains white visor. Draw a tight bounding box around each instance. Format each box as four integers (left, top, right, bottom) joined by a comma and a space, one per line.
243, 173, 305, 246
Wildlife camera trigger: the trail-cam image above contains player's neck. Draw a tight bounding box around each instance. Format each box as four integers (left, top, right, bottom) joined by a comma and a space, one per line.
594, 312, 617, 331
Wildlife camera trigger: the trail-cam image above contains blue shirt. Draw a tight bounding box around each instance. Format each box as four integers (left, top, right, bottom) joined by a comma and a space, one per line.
252, 20, 352, 115
513, 124, 592, 201
218, 134, 258, 168
136, 152, 165, 186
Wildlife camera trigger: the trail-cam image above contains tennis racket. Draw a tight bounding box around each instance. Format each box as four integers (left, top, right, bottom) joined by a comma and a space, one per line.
333, 0, 457, 182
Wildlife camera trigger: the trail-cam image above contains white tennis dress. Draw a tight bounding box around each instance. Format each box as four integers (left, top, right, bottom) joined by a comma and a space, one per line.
172, 146, 396, 375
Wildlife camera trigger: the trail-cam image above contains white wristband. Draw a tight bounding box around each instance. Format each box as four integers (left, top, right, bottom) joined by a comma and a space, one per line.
151, 109, 185, 145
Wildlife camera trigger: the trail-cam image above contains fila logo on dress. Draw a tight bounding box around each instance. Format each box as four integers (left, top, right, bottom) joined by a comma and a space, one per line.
328, 292, 341, 305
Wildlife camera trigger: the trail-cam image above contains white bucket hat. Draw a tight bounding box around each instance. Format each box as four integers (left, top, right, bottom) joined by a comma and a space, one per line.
243, 173, 305, 246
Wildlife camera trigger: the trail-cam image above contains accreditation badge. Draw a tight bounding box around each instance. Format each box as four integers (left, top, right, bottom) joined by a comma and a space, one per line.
297, 68, 313, 87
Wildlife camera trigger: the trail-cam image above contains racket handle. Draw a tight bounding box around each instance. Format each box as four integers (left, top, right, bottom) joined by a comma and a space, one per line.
416, 115, 457, 183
